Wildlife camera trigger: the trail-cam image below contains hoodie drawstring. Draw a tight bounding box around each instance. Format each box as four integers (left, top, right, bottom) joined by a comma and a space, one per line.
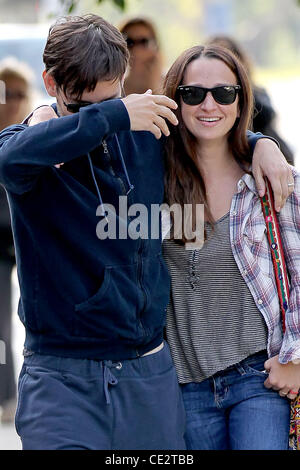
88, 135, 134, 218
103, 361, 121, 405
87, 153, 106, 215
114, 135, 135, 195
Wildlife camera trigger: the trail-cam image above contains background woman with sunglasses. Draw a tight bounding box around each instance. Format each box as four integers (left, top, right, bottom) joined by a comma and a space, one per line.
161, 44, 300, 450
119, 17, 164, 95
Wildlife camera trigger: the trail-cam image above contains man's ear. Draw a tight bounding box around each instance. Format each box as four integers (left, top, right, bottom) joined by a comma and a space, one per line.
43, 70, 57, 97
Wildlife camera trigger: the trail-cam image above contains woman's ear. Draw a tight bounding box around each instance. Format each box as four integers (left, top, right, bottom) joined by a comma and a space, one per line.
42, 70, 57, 97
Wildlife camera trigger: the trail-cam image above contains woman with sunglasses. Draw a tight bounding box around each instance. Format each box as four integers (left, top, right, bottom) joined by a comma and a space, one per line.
119, 17, 164, 95
162, 45, 300, 450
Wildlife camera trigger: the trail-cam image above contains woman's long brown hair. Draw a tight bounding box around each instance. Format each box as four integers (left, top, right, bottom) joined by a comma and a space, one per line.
162, 45, 254, 244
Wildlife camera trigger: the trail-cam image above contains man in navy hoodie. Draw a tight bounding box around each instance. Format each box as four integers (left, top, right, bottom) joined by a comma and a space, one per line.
0, 14, 293, 450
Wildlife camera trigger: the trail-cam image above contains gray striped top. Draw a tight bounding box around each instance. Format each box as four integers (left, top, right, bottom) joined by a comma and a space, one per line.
162, 212, 268, 384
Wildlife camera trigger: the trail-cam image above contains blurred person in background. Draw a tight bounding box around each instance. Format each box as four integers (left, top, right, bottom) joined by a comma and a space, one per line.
119, 17, 164, 95
206, 35, 294, 166
0, 57, 33, 423
0, 57, 33, 129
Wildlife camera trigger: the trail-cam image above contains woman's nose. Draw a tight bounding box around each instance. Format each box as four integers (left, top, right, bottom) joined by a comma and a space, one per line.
200, 91, 217, 110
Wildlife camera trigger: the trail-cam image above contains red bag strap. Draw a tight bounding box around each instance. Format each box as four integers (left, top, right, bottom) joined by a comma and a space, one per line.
260, 179, 290, 332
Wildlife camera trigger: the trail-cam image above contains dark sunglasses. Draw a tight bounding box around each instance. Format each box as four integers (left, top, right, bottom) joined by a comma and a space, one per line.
125, 37, 157, 50
177, 85, 241, 106
63, 100, 93, 114
6, 89, 27, 101
63, 88, 124, 113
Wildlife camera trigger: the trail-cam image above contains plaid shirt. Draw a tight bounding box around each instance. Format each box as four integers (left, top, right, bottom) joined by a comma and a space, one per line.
162, 167, 300, 364
228, 167, 300, 363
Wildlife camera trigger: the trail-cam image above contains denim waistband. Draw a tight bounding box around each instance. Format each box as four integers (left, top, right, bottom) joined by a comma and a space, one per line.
215, 350, 268, 376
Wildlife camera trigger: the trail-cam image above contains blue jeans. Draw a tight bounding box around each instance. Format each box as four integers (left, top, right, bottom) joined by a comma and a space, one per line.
181, 351, 290, 450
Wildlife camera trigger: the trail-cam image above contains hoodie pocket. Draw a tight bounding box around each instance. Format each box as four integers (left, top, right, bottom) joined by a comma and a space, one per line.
73, 263, 141, 340
138, 254, 171, 335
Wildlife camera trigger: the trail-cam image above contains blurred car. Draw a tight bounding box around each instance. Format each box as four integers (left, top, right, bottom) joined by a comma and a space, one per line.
0, 23, 51, 103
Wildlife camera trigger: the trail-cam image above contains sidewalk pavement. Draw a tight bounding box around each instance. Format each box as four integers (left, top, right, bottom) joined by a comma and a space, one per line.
0, 423, 21, 450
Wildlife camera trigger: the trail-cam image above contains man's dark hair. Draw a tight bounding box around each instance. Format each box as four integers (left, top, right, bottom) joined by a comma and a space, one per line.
43, 14, 129, 99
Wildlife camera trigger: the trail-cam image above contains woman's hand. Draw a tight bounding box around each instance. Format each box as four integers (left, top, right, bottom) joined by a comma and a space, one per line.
252, 139, 294, 212
264, 355, 300, 400
28, 105, 58, 126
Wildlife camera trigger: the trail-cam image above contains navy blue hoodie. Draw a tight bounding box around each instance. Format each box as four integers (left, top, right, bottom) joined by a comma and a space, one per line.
0, 99, 265, 360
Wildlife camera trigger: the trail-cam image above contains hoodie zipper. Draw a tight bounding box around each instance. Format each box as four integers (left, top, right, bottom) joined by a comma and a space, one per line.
91, 138, 148, 347
136, 239, 148, 345
105, 138, 147, 340
102, 140, 116, 177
